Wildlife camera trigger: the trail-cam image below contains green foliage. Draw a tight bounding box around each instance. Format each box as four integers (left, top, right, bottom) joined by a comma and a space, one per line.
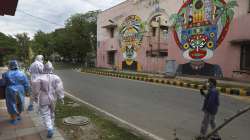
0, 33, 17, 49
32, 10, 99, 64
169, 13, 183, 29
219, 0, 238, 26
140, 21, 147, 33
225, 0, 238, 22
0, 10, 99, 66
15, 33, 31, 65
169, 13, 179, 26
212, 0, 224, 8
179, 7, 187, 16
226, 0, 239, 9
221, 13, 227, 26
0, 32, 17, 66
226, 9, 235, 22
32, 31, 56, 61
61, 11, 99, 63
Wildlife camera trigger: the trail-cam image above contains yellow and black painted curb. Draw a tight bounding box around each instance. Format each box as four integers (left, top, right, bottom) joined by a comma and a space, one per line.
81, 69, 250, 97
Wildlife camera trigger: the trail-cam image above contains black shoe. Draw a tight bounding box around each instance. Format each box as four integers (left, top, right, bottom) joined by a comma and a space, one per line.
210, 134, 221, 140
195, 135, 205, 140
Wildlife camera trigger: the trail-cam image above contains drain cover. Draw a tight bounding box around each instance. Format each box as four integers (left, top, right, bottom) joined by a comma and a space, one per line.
63, 116, 89, 126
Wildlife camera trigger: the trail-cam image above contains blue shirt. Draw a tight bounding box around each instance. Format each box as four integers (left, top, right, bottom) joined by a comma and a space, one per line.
202, 87, 220, 115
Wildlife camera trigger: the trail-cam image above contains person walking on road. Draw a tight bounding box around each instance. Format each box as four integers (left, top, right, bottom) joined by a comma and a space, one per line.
2, 60, 30, 125
197, 78, 220, 139
32, 61, 64, 138
27, 55, 44, 111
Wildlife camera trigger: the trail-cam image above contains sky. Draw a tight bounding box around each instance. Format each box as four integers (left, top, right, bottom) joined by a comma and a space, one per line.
0, 0, 125, 38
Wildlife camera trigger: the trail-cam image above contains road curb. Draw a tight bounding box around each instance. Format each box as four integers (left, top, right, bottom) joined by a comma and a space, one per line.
81, 69, 249, 97
64, 92, 165, 140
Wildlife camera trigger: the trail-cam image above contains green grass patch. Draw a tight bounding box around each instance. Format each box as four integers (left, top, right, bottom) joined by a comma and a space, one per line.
55, 97, 144, 140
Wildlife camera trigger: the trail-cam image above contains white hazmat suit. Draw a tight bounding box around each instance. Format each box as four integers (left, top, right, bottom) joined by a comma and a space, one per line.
32, 61, 64, 138
29, 55, 44, 81
28, 55, 44, 110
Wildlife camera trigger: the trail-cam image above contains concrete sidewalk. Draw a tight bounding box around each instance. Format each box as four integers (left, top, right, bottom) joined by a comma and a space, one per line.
0, 98, 65, 140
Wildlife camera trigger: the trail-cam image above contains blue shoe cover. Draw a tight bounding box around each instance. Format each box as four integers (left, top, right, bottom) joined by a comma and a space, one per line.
27, 105, 33, 111
9, 119, 18, 125
47, 129, 54, 138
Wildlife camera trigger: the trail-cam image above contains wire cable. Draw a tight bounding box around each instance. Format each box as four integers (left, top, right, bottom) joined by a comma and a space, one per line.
16, 9, 64, 26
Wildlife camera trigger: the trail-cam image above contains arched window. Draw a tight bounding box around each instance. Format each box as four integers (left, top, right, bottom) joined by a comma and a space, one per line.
248, 0, 250, 13
149, 15, 168, 38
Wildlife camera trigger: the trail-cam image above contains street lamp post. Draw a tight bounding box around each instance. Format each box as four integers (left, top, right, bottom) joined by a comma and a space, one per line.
157, 17, 161, 74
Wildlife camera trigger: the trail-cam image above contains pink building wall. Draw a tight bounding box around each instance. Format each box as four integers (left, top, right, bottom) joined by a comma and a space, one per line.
97, 0, 179, 72
97, 0, 250, 80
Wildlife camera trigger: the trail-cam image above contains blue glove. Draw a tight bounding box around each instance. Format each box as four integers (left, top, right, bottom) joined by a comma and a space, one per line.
27, 104, 33, 111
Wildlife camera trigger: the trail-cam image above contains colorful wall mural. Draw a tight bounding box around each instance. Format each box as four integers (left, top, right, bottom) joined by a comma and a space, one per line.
171, 0, 238, 77
119, 15, 145, 70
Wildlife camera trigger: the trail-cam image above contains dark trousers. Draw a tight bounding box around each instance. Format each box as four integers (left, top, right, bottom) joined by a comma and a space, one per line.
200, 111, 217, 136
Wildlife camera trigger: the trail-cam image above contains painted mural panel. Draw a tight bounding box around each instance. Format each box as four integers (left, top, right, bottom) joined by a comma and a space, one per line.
171, 0, 237, 77
119, 15, 145, 71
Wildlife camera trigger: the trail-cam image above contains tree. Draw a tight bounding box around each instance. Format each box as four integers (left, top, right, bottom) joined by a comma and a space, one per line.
52, 28, 71, 61
32, 31, 56, 60
15, 33, 30, 64
30, 10, 100, 65
0, 32, 17, 66
64, 10, 99, 63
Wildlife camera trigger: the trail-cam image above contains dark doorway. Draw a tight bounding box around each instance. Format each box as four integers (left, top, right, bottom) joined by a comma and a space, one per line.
240, 44, 250, 70
107, 50, 116, 65
122, 61, 137, 71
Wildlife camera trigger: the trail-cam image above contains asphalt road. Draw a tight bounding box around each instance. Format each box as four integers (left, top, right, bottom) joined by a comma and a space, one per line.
56, 69, 250, 140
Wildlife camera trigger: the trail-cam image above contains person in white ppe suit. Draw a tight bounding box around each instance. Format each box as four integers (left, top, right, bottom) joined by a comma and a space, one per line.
32, 61, 64, 138
28, 55, 44, 111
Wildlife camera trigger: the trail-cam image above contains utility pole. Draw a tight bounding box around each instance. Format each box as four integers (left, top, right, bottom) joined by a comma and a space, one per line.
158, 18, 161, 56
157, 16, 161, 74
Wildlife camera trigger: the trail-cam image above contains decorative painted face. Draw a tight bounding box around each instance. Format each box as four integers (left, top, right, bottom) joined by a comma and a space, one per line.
122, 45, 137, 65
181, 25, 217, 61
120, 15, 144, 65
172, 0, 236, 62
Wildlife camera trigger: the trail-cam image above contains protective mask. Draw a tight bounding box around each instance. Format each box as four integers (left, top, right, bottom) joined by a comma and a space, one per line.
206, 81, 211, 87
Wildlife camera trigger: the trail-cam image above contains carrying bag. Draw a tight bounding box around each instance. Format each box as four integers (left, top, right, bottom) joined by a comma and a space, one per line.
0, 79, 5, 99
